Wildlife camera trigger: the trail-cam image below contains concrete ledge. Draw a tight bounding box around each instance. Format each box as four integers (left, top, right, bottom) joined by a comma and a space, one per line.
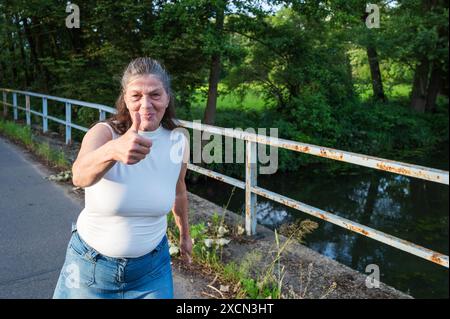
187, 192, 412, 299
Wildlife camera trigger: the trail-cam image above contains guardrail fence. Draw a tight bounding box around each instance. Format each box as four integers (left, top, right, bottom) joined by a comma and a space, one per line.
1, 88, 448, 268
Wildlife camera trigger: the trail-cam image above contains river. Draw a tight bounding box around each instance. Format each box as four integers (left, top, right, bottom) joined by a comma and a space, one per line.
186, 143, 449, 298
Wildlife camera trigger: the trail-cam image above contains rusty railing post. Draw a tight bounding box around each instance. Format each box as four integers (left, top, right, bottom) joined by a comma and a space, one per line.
65, 102, 71, 144
25, 95, 31, 125
2, 91, 7, 117
13, 92, 18, 120
42, 97, 48, 133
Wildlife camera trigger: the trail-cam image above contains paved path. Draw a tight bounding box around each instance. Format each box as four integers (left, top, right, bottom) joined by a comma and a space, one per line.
0, 136, 198, 299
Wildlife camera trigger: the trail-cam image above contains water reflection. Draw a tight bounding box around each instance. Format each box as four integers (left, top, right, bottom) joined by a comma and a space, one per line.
186, 151, 449, 298
250, 201, 289, 228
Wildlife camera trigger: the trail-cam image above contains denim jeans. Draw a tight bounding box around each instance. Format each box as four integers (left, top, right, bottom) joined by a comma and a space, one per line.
53, 224, 173, 299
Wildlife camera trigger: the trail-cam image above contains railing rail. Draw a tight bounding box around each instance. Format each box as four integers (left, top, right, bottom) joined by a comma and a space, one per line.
1, 88, 448, 268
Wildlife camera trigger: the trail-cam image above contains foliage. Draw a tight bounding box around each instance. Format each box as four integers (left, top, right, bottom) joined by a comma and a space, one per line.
0, 0, 447, 177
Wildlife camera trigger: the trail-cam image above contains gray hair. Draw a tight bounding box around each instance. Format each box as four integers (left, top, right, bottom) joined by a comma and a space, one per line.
99, 57, 179, 134
121, 57, 172, 95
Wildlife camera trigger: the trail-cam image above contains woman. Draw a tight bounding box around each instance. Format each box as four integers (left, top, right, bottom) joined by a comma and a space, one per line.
53, 57, 192, 299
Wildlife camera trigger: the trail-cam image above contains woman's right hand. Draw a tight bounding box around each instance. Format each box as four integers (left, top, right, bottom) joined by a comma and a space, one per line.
111, 112, 152, 165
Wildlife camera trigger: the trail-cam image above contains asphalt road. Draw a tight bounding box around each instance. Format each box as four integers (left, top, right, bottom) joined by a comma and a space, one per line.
0, 137, 81, 298
0, 135, 202, 299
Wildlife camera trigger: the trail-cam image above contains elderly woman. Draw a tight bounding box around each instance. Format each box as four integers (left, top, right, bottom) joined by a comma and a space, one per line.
53, 57, 192, 299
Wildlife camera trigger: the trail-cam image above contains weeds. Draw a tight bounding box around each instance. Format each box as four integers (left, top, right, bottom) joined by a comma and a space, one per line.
167, 184, 329, 299
0, 119, 71, 173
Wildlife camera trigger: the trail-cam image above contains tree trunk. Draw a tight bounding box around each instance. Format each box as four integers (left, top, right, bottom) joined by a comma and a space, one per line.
0, 62, 5, 85
6, 27, 18, 85
48, 33, 60, 60
442, 66, 449, 99
366, 45, 386, 103
410, 0, 445, 113
22, 18, 39, 78
67, 27, 84, 54
31, 16, 50, 91
410, 59, 429, 112
203, 53, 221, 125
425, 62, 442, 113
14, 14, 30, 87
202, 0, 225, 126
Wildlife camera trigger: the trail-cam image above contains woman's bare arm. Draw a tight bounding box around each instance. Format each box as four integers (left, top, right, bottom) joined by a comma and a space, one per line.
71, 124, 117, 188
172, 135, 192, 262
72, 114, 152, 188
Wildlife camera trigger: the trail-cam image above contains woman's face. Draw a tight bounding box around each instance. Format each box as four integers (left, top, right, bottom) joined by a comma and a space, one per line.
124, 74, 170, 131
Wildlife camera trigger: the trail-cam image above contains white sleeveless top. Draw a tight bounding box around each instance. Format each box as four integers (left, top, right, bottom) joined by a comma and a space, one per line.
76, 121, 186, 258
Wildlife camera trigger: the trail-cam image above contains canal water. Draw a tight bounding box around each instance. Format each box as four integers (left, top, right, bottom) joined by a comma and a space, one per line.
186, 143, 449, 298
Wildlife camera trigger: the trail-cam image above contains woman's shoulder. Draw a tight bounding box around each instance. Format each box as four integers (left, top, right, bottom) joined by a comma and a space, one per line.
93, 121, 118, 139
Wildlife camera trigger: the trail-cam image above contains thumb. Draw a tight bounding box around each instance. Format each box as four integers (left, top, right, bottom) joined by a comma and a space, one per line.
130, 112, 141, 132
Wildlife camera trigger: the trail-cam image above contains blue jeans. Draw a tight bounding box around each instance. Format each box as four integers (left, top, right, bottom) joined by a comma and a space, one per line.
53, 224, 173, 299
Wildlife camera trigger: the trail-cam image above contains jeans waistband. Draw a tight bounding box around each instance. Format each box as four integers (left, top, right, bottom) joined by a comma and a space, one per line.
70, 222, 167, 264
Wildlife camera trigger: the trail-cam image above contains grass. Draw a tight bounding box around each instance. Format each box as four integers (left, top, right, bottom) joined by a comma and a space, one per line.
167, 210, 282, 298
354, 83, 411, 102
167, 186, 333, 299
180, 82, 412, 123
0, 118, 71, 171
177, 84, 270, 121
0, 119, 33, 147
192, 85, 268, 112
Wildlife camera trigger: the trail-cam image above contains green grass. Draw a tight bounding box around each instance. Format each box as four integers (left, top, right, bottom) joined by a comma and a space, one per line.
388, 83, 411, 98
167, 210, 326, 298
178, 84, 270, 121
176, 81, 447, 178
193, 83, 268, 109
354, 83, 412, 101
188, 81, 412, 115
0, 118, 71, 170
0, 119, 33, 147
166, 186, 324, 299
180, 82, 413, 123
167, 213, 283, 298
193, 90, 267, 111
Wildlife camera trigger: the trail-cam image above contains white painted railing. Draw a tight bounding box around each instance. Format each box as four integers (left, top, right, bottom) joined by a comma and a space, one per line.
1, 88, 448, 268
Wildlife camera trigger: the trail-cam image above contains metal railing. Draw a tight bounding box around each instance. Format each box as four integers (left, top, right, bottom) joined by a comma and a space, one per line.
1, 88, 449, 268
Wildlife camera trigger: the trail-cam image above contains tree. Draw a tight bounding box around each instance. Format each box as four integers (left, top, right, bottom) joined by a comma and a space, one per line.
203, 0, 226, 125
323, 0, 388, 103
226, 5, 354, 112
381, 0, 448, 112
409, 0, 448, 112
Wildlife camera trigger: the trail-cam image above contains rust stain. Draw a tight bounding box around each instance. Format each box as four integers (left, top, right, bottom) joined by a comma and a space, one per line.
280, 198, 291, 207
376, 162, 413, 177
430, 253, 446, 266
346, 224, 369, 236
319, 149, 344, 161
284, 143, 311, 154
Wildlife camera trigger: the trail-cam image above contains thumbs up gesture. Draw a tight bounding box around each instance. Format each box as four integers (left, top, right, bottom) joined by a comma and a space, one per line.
112, 112, 152, 165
